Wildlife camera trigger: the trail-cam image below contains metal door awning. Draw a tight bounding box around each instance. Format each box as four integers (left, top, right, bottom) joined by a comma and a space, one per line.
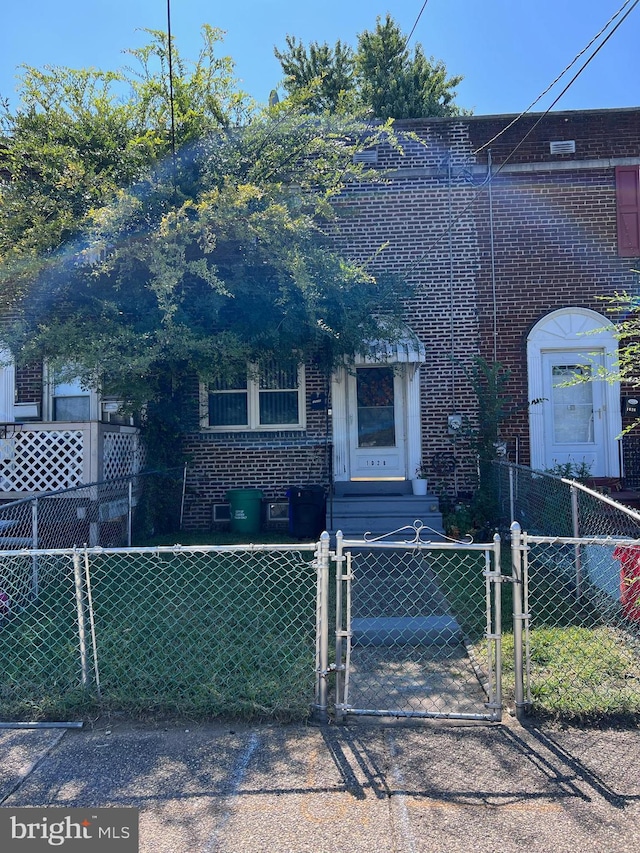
354, 337, 426, 365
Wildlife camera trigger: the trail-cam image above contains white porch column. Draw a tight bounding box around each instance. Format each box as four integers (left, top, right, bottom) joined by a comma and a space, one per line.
0, 352, 15, 423
331, 367, 349, 481
406, 364, 422, 480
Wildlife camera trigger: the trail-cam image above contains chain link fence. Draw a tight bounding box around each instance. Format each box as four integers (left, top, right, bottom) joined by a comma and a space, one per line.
0, 467, 186, 550
491, 463, 640, 721
513, 529, 640, 722
330, 534, 503, 722
0, 543, 320, 722
493, 460, 640, 538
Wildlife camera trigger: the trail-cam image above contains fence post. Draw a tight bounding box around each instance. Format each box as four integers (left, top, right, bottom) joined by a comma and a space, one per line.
180, 463, 188, 530
83, 548, 101, 699
127, 478, 133, 547
510, 521, 526, 721
570, 483, 582, 597
31, 498, 39, 600
72, 550, 90, 690
313, 531, 331, 723
89, 485, 99, 547
509, 463, 515, 523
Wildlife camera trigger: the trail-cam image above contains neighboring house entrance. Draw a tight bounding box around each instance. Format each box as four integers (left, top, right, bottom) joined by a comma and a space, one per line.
528, 308, 621, 477
331, 337, 425, 482
541, 351, 607, 475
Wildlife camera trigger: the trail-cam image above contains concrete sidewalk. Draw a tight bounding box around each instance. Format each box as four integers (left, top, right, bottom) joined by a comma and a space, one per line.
1, 717, 639, 852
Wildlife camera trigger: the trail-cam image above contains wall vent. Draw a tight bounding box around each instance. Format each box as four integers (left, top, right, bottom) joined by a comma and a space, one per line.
549, 140, 576, 155
212, 503, 230, 523
353, 148, 378, 165
268, 501, 289, 522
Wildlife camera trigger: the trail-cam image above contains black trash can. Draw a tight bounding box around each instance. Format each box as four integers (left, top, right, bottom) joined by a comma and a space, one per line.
287, 485, 326, 539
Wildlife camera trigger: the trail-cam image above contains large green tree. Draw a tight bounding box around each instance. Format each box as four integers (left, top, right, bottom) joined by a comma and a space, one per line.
0, 28, 411, 461
275, 14, 465, 119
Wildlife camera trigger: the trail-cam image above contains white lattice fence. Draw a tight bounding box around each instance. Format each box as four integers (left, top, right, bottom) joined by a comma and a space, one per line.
0, 429, 85, 492
102, 430, 145, 481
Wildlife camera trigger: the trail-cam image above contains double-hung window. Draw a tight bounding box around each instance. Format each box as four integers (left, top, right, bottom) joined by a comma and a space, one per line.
45, 367, 97, 422
203, 359, 305, 430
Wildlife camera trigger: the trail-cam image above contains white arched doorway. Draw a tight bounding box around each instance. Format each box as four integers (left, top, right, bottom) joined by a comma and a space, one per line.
527, 307, 621, 477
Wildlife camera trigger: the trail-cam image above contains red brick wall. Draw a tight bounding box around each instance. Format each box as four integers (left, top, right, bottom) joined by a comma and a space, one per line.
154, 108, 640, 528
15, 364, 42, 404
473, 167, 637, 465
180, 364, 331, 530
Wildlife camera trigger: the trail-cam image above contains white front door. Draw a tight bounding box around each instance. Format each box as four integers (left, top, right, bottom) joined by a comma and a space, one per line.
541, 350, 607, 476
347, 365, 406, 479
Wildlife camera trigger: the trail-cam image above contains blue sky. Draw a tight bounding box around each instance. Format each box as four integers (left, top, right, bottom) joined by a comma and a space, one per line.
1, 1, 638, 116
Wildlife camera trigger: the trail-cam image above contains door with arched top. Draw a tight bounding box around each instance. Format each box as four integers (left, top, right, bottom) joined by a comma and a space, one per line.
528, 308, 621, 478
541, 350, 607, 475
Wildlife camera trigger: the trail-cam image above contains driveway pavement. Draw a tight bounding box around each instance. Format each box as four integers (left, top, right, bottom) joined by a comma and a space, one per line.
1, 716, 639, 852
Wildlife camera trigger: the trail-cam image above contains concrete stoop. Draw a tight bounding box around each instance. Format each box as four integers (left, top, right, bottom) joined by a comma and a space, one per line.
351, 615, 462, 646
327, 480, 445, 540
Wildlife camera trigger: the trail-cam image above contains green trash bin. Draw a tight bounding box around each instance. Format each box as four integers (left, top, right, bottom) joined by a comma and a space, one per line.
226, 489, 263, 535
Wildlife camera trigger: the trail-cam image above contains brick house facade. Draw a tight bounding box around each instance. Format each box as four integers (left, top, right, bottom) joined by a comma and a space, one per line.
2, 107, 639, 530
184, 107, 640, 528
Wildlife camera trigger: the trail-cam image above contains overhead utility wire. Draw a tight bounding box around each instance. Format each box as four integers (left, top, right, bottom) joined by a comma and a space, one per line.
405, 0, 640, 274
474, 0, 639, 155
406, 0, 431, 45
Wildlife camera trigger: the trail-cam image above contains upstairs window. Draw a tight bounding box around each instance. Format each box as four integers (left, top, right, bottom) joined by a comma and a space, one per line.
52, 375, 91, 421
44, 367, 97, 422
616, 165, 640, 257
203, 360, 305, 431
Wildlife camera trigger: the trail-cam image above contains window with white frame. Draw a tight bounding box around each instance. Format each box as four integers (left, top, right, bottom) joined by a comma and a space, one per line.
203, 360, 305, 430
52, 376, 91, 421
45, 367, 97, 422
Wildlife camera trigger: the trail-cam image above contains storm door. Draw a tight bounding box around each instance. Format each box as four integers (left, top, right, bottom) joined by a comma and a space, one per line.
541, 351, 606, 476
347, 366, 406, 479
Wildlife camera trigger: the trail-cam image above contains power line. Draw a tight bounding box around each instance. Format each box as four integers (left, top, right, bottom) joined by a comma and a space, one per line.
404, 0, 640, 274
474, 0, 639, 155
406, 0, 431, 46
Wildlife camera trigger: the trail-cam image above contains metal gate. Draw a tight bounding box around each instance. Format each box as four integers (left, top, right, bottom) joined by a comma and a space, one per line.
319, 526, 504, 722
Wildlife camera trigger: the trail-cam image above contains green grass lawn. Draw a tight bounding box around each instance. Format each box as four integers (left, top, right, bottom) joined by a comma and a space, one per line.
430, 547, 640, 723
0, 547, 318, 722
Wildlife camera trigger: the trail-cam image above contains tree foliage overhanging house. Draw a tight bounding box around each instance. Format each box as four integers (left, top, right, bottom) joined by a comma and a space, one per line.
274, 13, 465, 119
0, 25, 419, 466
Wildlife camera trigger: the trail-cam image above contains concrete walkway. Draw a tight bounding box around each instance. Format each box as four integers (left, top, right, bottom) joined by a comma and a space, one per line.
1, 716, 639, 852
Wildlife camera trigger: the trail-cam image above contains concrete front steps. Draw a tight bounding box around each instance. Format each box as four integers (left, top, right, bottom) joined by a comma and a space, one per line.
327, 481, 445, 541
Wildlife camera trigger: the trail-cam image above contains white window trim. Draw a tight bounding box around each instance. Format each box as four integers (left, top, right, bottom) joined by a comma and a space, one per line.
43, 365, 100, 422
200, 363, 306, 432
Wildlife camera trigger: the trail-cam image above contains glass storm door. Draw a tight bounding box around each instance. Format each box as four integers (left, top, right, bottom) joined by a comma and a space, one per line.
347, 366, 406, 479
542, 351, 606, 476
